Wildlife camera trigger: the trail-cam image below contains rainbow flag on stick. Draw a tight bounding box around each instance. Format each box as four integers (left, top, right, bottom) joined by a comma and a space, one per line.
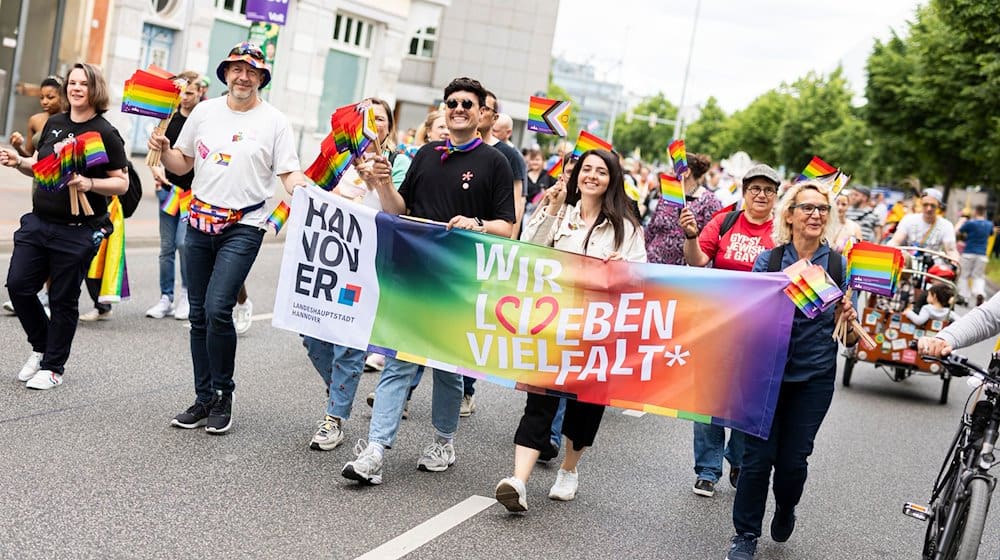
527, 96, 571, 137
845, 241, 903, 296
160, 185, 182, 216
658, 173, 685, 208
781, 259, 843, 319
797, 156, 837, 182
121, 69, 180, 119
545, 157, 564, 179
305, 134, 354, 191
330, 102, 378, 157
267, 201, 291, 234
668, 139, 688, 176
571, 130, 613, 159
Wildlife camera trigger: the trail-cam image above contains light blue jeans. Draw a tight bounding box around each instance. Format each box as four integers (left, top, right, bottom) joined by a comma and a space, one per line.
551, 398, 567, 446
693, 423, 745, 483
368, 356, 463, 449
156, 188, 187, 297
302, 336, 365, 419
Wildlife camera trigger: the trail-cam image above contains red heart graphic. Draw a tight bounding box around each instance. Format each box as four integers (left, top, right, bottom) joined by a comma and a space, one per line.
494, 296, 520, 334
531, 296, 559, 335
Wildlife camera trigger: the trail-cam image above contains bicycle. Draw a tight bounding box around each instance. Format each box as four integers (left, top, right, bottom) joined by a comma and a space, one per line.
903, 351, 1000, 559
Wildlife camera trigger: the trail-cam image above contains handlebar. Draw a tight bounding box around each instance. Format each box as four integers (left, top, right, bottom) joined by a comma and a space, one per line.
922, 352, 996, 384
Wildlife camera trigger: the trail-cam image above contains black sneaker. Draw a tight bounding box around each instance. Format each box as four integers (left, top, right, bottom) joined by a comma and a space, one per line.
726, 533, 757, 560
729, 466, 741, 488
770, 505, 796, 543
205, 392, 233, 434
171, 400, 213, 429
693, 478, 716, 497
538, 441, 560, 462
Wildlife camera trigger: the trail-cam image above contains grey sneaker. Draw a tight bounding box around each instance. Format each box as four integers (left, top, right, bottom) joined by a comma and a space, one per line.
310, 415, 344, 450
459, 394, 476, 417
417, 440, 456, 472
726, 533, 757, 560
342, 440, 383, 485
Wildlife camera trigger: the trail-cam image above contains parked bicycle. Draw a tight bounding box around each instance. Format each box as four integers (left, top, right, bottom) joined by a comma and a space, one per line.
904, 350, 1000, 559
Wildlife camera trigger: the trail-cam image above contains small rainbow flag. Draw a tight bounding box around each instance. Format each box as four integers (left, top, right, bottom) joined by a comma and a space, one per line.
845, 241, 904, 296
32, 154, 64, 192
545, 157, 564, 179
32, 133, 109, 192
571, 130, 613, 159
797, 156, 837, 182
179, 189, 193, 221
267, 201, 291, 234
73, 132, 109, 168
121, 68, 180, 119
658, 173, 685, 208
668, 139, 688, 176
781, 259, 843, 319
330, 102, 378, 157
305, 134, 354, 191
527, 96, 571, 137
160, 185, 182, 216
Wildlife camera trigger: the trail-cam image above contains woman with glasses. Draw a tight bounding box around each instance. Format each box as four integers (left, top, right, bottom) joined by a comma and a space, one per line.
724, 180, 857, 560
678, 163, 782, 499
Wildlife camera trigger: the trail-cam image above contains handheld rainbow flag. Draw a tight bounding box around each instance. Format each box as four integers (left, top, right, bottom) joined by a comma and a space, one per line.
73, 132, 110, 168
571, 130, 612, 159
305, 134, 354, 191
658, 173, 685, 208
797, 156, 837, 182
781, 259, 843, 319
845, 241, 904, 296
267, 201, 291, 234
668, 139, 688, 176
330, 102, 378, 157
545, 157, 564, 179
527, 96, 571, 137
179, 189, 194, 221
160, 185, 182, 216
121, 69, 180, 120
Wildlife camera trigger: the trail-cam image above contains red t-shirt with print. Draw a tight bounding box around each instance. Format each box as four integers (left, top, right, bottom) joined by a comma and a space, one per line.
698, 212, 775, 272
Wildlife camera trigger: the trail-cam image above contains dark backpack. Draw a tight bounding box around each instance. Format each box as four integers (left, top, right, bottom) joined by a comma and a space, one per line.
719, 210, 742, 237
766, 243, 844, 287
119, 160, 142, 219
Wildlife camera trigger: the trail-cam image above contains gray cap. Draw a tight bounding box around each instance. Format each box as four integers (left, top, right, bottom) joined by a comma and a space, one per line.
742, 164, 782, 187
852, 185, 871, 197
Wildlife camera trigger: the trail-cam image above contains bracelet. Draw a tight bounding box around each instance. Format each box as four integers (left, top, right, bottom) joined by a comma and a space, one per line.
685, 230, 699, 240
90, 177, 95, 191
474, 217, 484, 227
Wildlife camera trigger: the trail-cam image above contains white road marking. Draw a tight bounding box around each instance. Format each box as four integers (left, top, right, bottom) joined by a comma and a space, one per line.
353, 495, 496, 560
251, 312, 273, 322
622, 409, 646, 418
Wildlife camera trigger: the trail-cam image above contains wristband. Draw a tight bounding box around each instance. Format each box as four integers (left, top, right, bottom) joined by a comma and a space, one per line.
475, 217, 484, 227
685, 230, 698, 240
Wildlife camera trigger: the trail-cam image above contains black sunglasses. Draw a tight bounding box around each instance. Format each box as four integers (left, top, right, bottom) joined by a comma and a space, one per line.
229, 42, 264, 61
445, 98, 475, 110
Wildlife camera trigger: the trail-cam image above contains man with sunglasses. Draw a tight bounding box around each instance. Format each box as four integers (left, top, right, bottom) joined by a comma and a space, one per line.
341, 77, 515, 485
149, 41, 311, 434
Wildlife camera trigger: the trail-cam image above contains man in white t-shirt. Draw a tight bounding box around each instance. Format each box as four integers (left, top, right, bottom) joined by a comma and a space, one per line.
150, 41, 311, 434
888, 188, 960, 263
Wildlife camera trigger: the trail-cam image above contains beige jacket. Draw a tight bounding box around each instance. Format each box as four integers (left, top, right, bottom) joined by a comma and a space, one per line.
521, 201, 647, 263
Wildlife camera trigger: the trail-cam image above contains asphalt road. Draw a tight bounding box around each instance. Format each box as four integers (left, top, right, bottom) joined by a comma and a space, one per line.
2, 243, 999, 560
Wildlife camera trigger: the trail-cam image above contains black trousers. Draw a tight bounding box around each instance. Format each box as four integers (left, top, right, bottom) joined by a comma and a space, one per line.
514, 392, 606, 452
7, 213, 97, 374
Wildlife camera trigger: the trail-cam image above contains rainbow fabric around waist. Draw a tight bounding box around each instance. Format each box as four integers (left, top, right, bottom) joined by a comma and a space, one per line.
188, 198, 264, 235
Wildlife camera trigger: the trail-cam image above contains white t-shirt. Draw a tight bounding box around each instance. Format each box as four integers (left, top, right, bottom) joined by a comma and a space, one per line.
174, 96, 300, 227
896, 213, 956, 252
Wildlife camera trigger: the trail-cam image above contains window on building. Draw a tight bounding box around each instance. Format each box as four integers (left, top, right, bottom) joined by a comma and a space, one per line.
152, 0, 177, 14
408, 27, 436, 59
333, 13, 374, 52
215, 0, 247, 15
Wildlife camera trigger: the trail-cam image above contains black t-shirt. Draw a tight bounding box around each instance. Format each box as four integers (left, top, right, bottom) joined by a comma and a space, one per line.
398, 141, 515, 224
526, 171, 554, 200
488, 139, 527, 197
32, 112, 128, 224
164, 112, 194, 189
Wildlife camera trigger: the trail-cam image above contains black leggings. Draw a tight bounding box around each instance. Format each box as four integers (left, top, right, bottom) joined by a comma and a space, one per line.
514, 392, 605, 452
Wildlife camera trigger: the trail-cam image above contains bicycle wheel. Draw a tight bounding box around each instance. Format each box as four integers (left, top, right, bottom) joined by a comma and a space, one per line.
952, 477, 991, 560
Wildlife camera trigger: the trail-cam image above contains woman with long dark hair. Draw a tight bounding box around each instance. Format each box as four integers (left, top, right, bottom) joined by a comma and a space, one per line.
495, 149, 646, 513
0, 63, 128, 389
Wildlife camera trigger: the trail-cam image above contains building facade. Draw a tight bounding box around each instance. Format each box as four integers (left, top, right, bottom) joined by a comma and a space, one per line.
1, 0, 558, 155
550, 56, 624, 141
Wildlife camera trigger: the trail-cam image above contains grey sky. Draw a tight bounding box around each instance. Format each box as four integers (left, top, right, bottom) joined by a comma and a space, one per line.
552, 0, 923, 114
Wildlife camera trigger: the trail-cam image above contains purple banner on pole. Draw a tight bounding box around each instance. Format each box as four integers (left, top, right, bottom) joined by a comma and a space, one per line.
245, 0, 289, 25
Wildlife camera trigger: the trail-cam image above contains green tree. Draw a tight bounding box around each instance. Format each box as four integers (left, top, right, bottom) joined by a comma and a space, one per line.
683, 96, 727, 159
776, 68, 855, 175
609, 93, 678, 161
713, 89, 791, 165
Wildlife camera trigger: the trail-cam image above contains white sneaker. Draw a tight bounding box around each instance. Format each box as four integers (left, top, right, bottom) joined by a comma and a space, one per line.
310, 415, 345, 450
548, 468, 579, 501
495, 476, 528, 512
17, 351, 43, 381
145, 295, 173, 319
234, 299, 253, 335
2, 300, 14, 314
342, 440, 384, 485
364, 353, 385, 372
79, 309, 112, 322
173, 289, 189, 320
460, 393, 476, 417
26, 369, 63, 390
417, 440, 456, 472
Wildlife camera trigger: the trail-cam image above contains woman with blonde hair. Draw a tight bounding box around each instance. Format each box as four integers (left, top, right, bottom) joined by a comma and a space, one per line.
725, 180, 857, 560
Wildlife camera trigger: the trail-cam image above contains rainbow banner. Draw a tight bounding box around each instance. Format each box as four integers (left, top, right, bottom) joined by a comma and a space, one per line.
528, 96, 571, 137
272, 187, 798, 438
571, 130, 612, 159
668, 139, 688, 176
658, 173, 685, 208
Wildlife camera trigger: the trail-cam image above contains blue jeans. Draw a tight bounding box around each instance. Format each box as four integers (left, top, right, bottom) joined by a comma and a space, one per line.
184, 224, 264, 402
733, 376, 835, 537
302, 336, 365, 419
156, 188, 187, 297
551, 398, 567, 446
693, 423, 745, 483
368, 356, 463, 449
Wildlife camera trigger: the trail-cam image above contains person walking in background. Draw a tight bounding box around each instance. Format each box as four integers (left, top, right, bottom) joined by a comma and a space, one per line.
957, 205, 994, 307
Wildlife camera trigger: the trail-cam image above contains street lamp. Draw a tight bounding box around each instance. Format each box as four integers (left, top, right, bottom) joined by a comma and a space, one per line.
673, 0, 701, 140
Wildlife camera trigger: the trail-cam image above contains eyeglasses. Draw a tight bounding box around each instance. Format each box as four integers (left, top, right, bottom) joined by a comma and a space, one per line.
791, 203, 832, 215
445, 98, 475, 110
747, 185, 778, 197
229, 42, 265, 61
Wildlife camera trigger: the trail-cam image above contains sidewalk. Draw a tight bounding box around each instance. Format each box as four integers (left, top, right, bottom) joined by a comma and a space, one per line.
0, 150, 291, 251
